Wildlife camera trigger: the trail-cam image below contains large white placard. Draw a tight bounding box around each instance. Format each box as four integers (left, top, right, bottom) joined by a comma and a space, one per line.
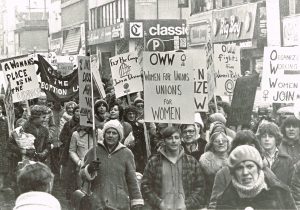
261, 47, 300, 103
143, 51, 194, 124
1, 55, 41, 102
109, 52, 143, 98
213, 43, 241, 97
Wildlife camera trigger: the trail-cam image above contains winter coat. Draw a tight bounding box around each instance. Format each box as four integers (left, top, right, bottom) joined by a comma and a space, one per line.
279, 137, 300, 164
141, 147, 205, 209
59, 117, 80, 166
291, 160, 300, 209
182, 137, 207, 160
268, 150, 294, 186
209, 166, 279, 209
80, 141, 143, 210
216, 171, 296, 209
0, 117, 9, 174
8, 120, 50, 164
199, 151, 228, 205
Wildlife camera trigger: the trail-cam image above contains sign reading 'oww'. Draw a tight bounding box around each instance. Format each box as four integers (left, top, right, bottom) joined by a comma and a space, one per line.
143, 51, 194, 124
261, 47, 300, 103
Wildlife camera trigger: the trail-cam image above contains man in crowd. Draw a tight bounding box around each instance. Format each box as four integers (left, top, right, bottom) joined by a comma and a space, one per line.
141, 126, 205, 209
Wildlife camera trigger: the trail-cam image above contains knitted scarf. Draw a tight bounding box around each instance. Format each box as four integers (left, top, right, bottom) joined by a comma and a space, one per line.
232, 171, 268, 198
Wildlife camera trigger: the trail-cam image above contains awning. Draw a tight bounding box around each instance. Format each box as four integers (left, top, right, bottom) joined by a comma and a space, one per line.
62, 28, 80, 55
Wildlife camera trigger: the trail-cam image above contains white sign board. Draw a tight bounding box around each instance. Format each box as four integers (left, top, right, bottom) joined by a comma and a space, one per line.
143, 51, 195, 124
213, 43, 241, 97
261, 47, 300, 103
109, 52, 143, 98
1, 55, 41, 102
78, 56, 93, 127
190, 49, 208, 112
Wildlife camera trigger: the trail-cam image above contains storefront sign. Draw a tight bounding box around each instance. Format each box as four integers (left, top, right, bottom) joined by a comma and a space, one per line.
261, 47, 300, 103
112, 22, 125, 40
143, 51, 194, 124
49, 38, 63, 53
283, 15, 300, 46
188, 21, 209, 46
212, 3, 257, 43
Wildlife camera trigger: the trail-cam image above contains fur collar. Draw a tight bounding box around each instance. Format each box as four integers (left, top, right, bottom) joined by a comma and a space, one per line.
199, 151, 228, 175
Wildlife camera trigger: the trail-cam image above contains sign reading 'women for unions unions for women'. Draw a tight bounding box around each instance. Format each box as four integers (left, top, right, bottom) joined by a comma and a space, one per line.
143, 51, 195, 124
261, 47, 300, 103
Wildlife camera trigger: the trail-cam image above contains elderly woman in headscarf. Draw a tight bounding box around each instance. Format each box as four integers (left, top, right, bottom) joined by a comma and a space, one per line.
59, 101, 77, 133
199, 123, 230, 206
216, 145, 296, 209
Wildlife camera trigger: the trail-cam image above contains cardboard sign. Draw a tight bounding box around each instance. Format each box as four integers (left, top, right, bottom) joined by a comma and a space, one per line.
4, 82, 15, 135
109, 52, 143, 98
1, 55, 41, 102
190, 49, 208, 112
213, 43, 241, 97
78, 56, 93, 127
261, 47, 300, 103
38, 55, 79, 102
143, 51, 194, 124
229, 74, 259, 126
91, 55, 106, 98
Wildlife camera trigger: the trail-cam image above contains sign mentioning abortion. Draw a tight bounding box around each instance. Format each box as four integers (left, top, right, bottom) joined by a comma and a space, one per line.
190, 49, 208, 112
213, 43, 241, 97
109, 52, 143, 98
261, 47, 300, 103
78, 56, 93, 127
143, 51, 194, 124
1, 55, 41, 102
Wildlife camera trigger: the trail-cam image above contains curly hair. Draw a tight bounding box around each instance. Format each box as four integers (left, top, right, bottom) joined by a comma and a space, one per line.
256, 121, 283, 146
29, 105, 49, 120
109, 102, 124, 121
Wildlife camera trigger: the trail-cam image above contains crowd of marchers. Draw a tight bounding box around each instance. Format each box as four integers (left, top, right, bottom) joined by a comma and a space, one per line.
2, 92, 300, 210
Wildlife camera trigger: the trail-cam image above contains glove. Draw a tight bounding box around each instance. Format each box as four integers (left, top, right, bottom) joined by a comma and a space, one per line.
36, 151, 48, 161
87, 159, 101, 174
25, 149, 36, 158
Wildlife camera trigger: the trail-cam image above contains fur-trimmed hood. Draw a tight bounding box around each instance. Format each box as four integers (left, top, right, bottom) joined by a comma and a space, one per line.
199, 151, 228, 175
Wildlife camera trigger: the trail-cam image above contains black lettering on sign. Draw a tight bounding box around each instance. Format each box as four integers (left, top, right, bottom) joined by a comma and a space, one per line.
150, 53, 175, 66
273, 91, 295, 102
151, 106, 181, 120
194, 97, 207, 110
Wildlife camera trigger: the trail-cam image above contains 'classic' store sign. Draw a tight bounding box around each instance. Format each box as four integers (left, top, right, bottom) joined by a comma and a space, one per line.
212, 3, 257, 43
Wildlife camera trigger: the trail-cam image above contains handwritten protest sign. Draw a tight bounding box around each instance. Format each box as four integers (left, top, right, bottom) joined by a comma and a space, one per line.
0, 55, 41, 102
4, 82, 15, 135
261, 47, 300, 103
91, 55, 106, 98
109, 52, 143, 98
213, 43, 241, 97
190, 49, 208, 112
38, 55, 79, 102
143, 51, 194, 124
78, 56, 93, 127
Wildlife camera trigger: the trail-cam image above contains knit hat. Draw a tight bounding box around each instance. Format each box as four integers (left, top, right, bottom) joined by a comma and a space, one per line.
65, 101, 77, 109
134, 97, 144, 105
194, 112, 204, 129
102, 119, 124, 140
209, 122, 227, 135
209, 113, 227, 124
14, 191, 61, 210
95, 99, 109, 110
228, 145, 263, 169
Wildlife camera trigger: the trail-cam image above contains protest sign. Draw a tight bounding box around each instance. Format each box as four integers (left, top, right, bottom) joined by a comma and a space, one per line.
206, 40, 215, 101
78, 56, 93, 127
109, 52, 143, 98
261, 47, 300, 103
4, 82, 15, 135
190, 49, 208, 112
91, 55, 106, 98
228, 74, 259, 126
0, 55, 41, 102
38, 55, 79, 102
143, 51, 194, 124
213, 43, 241, 98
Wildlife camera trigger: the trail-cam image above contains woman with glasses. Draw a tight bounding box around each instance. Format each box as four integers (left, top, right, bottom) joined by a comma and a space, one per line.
199, 123, 230, 206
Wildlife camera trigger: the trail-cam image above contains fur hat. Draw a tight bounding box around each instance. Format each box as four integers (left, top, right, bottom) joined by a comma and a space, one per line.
102, 120, 124, 140
228, 145, 263, 169
14, 191, 61, 210
209, 113, 227, 124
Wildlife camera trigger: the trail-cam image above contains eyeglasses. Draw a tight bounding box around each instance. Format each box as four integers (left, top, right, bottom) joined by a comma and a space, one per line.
182, 130, 195, 134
